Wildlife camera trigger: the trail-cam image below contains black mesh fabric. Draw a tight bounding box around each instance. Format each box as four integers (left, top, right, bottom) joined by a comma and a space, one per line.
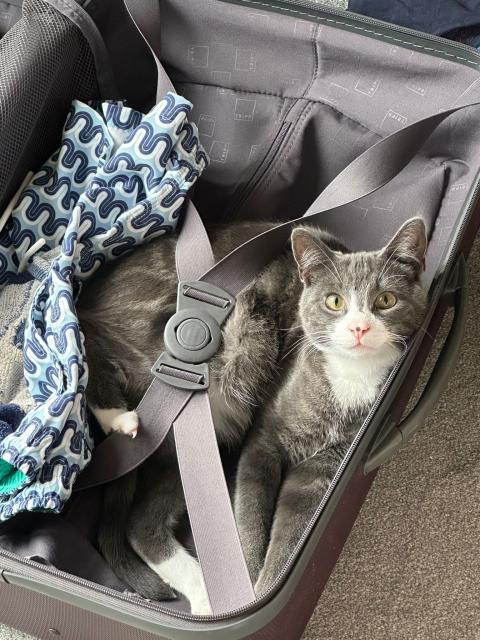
0, 1, 22, 37
0, 0, 100, 211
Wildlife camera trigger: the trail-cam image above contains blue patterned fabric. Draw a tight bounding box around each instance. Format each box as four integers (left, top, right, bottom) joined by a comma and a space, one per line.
0, 93, 208, 521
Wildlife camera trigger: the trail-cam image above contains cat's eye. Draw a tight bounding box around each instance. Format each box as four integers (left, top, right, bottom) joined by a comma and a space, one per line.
374, 291, 397, 310
325, 293, 345, 311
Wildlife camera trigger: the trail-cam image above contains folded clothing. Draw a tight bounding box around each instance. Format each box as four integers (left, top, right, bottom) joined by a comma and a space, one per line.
0, 93, 208, 521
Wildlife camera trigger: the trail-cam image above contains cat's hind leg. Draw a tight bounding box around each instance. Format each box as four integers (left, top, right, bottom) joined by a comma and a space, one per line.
128, 460, 211, 615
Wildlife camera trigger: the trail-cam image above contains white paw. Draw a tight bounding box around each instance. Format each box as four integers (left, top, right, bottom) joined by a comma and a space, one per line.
189, 593, 212, 616
92, 407, 139, 438
111, 411, 139, 438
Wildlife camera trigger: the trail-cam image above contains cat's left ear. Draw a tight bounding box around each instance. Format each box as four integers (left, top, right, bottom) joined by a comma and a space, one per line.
291, 227, 336, 285
381, 217, 427, 274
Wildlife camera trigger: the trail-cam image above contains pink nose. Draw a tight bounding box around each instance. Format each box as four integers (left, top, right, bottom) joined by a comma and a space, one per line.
349, 323, 370, 341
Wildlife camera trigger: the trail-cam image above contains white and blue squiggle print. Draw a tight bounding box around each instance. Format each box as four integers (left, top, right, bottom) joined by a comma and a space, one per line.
0, 93, 208, 521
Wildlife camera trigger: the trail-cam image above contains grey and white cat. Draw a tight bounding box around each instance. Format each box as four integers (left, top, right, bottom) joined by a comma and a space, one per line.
78, 217, 427, 614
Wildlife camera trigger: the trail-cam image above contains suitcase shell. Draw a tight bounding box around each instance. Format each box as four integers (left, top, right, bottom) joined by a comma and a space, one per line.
1, 1, 480, 638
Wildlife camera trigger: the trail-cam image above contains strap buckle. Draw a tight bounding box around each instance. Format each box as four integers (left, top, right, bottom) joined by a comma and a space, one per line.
151, 353, 209, 391
177, 280, 235, 323
155, 281, 235, 390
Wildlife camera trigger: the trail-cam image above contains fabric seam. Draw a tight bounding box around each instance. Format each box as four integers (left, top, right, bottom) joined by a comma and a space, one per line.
176, 80, 378, 136
230, 0, 480, 68
226, 21, 319, 219
260, 100, 314, 196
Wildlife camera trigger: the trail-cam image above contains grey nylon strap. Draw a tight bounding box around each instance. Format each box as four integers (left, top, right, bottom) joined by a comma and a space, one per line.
174, 392, 255, 611
176, 200, 215, 281
78, 0, 480, 615
85, 0, 251, 615
124, 0, 216, 278
200, 102, 477, 297
123, 0, 175, 100
75, 378, 192, 489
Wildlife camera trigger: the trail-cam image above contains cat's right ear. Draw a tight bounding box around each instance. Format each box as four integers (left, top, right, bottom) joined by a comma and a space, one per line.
291, 228, 334, 286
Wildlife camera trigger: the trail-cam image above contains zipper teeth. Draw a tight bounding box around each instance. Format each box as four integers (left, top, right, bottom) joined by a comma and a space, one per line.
273, 0, 480, 59
0, 550, 185, 618
3, 0, 480, 627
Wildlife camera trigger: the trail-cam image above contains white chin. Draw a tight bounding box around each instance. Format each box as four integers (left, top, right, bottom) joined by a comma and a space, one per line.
347, 346, 377, 357
337, 343, 383, 358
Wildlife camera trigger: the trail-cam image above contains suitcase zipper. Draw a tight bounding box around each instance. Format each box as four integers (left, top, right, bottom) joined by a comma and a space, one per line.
227, 0, 480, 62
2, 1, 480, 627
221, 0, 480, 221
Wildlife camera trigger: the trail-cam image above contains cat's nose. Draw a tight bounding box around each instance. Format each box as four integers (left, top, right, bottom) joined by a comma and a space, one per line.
348, 322, 370, 340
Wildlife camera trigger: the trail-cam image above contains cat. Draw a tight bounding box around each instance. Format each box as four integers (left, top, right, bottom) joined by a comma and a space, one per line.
78, 219, 294, 613
77, 217, 427, 614
234, 219, 427, 595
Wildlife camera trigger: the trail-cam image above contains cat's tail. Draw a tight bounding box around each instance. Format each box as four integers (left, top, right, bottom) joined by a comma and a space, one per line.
98, 470, 176, 601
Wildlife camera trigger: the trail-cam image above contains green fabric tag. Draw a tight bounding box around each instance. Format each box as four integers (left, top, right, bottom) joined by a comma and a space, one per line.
0, 459, 26, 495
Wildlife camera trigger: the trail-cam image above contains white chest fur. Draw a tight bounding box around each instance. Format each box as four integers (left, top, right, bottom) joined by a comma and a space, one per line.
323, 349, 399, 411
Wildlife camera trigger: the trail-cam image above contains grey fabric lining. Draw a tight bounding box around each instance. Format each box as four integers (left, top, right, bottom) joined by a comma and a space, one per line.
0, 493, 128, 593
159, 0, 480, 283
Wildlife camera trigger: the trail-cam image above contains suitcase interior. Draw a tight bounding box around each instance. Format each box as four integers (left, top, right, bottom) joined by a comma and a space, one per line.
1, 0, 480, 637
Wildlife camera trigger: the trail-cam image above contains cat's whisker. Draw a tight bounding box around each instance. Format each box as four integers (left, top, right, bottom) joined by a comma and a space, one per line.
378, 246, 403, 280
279, 324, 304, 332
287, 334, 310, 347
387, 331, 409, 351
316, 246, 343, 285
281, 337, 309, 360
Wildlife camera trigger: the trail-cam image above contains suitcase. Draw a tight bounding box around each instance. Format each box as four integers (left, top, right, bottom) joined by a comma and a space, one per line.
1, 0, 480, 638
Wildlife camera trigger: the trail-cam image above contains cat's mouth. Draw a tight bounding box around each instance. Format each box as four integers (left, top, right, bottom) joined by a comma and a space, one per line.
350, 343, 377, 352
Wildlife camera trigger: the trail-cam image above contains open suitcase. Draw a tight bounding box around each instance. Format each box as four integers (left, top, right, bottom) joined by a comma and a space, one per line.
1, 0, 480, 638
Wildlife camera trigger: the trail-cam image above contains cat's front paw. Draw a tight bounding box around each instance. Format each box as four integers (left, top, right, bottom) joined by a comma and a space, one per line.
92, 407, 139, 438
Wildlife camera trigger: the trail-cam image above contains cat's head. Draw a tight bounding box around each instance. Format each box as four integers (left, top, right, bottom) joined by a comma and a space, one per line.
291, 218, 428, 362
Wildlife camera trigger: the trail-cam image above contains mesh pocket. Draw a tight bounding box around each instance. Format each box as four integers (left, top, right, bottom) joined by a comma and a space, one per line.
0, 0, 100, 210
